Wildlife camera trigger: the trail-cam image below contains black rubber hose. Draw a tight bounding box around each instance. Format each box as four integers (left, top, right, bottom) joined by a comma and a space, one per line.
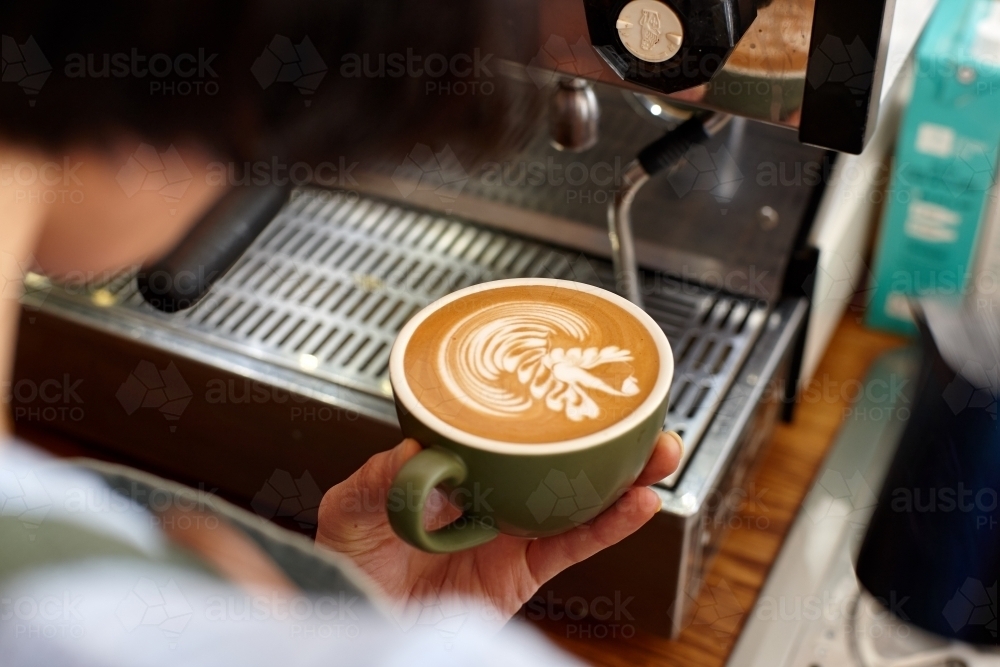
636, 116, 710, 177
137, 184, 290, 313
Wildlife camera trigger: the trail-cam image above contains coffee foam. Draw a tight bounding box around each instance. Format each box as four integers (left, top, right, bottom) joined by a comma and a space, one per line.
402, 285, 660, 443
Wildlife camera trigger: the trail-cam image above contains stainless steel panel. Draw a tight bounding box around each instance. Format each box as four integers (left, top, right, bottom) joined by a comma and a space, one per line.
482, 0, 936, 150
357, 83, 827, 303
29, 187, 769, 482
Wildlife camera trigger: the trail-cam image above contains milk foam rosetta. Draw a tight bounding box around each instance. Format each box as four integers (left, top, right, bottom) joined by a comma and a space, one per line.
440, 303, 640, 422
403, 285, 660, 443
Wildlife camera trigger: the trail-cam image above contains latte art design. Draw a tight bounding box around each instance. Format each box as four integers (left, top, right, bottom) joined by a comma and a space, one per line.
439, 303, 640, 422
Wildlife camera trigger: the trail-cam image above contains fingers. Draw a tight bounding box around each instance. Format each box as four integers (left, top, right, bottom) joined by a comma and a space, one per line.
525, 486, 662, 586
633, 431, 684, 488
523, 432, 681, 584
317, 439, 422, 543
346, 438, 423, 497
380, 438, 424, 488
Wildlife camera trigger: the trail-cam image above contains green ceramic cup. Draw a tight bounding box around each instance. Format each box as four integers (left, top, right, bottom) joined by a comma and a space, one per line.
387, 278, 673, 553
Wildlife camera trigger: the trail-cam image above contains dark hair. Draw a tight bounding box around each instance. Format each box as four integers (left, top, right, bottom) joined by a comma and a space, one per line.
0, 1, 525, 164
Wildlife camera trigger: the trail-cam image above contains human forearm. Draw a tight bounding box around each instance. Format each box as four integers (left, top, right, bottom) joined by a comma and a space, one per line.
0, 147, 47, 437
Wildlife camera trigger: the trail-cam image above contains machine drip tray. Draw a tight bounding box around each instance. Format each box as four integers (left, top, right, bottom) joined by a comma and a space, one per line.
14, 187, 807, 638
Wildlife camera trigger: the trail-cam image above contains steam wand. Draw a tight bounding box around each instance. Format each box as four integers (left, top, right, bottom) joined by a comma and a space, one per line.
608, 112, 731, 308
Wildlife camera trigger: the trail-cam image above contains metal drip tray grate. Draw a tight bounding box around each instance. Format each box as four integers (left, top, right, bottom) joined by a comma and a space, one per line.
39, 188, 768, 486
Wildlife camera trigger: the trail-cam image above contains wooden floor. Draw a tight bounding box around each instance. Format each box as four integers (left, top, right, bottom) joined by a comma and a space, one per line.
531, 315, 907, 666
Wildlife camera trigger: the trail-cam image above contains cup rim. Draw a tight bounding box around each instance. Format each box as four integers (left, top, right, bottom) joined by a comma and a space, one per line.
389, 278, 674, 455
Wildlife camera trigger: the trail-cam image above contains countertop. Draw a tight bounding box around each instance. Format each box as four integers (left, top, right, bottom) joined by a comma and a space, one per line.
532, 315, 906, 666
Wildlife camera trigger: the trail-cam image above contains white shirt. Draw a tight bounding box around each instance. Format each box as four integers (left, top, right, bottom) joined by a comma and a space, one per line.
0, 439, 581, 666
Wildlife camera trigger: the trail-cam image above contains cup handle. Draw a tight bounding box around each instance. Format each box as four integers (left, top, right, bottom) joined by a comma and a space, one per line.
388, 447, 499, 554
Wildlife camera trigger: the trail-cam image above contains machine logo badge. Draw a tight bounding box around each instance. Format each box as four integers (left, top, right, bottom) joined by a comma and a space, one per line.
638, 9, 661, 53
616, 0, 684, 64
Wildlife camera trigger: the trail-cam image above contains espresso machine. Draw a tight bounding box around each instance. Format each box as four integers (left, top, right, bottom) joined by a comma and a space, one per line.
13, 0, 939, 640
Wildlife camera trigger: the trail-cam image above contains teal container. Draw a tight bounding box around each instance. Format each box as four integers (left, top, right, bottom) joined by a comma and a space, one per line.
868, 0, 1000, 335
